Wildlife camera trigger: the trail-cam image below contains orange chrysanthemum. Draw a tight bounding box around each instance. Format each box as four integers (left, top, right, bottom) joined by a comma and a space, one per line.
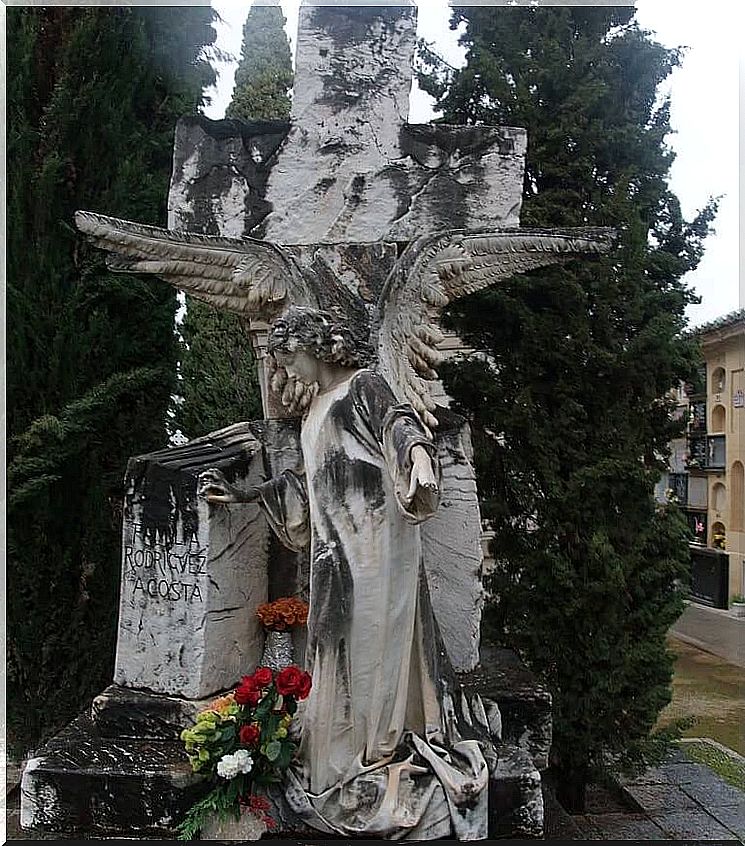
256, 596, 309, 631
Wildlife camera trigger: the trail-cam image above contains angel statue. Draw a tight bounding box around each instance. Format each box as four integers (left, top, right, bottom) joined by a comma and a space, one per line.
75, 210, 612, 839
199, 305, 492, 839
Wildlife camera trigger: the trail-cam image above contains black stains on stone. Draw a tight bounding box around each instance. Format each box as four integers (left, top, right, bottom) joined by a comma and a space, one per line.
317, 448, 385, 515
310, 6, 413, 48
401, 123, 518, 160
336, 242, 397, 304
177, 114, 290, 145
125, 428, 256, 549
337, 637, 353, 719
381, 164, 412, 225
303, 248, 371, 339
307, 521, 353, 671
313, 176, 337, 194
346, 175, 366, 210
171, 115, 290, 238
22, 713, 204, 837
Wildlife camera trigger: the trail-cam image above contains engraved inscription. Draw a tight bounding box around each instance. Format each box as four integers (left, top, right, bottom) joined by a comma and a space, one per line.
123, 521, 208, 604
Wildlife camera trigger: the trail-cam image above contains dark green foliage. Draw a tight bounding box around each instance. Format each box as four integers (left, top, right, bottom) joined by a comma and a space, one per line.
421, 6, 715, 809
225, 2, 293, 122
176, 3, 293, 438
176, 307, 263, 437
7, 6, 216, 753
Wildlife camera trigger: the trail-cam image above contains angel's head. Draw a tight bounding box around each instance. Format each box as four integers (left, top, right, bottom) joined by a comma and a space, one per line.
267, 306, 373, 413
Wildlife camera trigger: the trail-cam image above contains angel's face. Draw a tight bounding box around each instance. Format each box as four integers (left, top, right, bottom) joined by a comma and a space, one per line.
274, 349, 321, 385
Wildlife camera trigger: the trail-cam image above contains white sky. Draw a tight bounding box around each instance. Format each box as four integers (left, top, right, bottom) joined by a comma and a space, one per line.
205, 1, 742, 327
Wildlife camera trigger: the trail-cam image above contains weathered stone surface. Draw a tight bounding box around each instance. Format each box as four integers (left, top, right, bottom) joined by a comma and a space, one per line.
116, 421, 302, 699
259, 3, 525, 244
200, 808, 267, 840
422, 409, 484, 672
489, 745, 544, 839
91, 684, 213, 741
20, 714, 202, 836
167, 115, 289, 236
622, 781, 700, 812
648, 808, 737, 840
459, 644, 553, 771
576, 812, 668, 841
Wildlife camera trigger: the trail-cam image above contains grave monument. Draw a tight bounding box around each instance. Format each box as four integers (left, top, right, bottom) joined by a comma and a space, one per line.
21, 1, 611, 839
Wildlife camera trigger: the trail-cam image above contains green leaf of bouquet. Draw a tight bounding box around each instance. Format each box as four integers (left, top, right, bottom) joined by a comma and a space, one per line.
285, 698, 298, 715
276, 742, 293, 770
265, 740, 281, 762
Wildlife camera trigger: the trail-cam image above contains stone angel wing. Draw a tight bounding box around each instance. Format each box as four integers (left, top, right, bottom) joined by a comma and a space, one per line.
376, 228, 615, 429
75, 210, 309, 319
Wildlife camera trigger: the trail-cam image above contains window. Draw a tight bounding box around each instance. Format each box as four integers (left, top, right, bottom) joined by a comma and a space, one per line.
669, 473, 688, 505
687, 511, 707, 545
711, 521, 726, 550
711, 404, 726, 433
688, 476, 708, 509
711, 366, 726, 395
688, 436, 707, 469
707, 436, 726, 469
690, 401, 707, 434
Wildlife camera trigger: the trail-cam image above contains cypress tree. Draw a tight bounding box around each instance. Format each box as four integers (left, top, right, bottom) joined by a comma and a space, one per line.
419, 7, 715, 810
176, 0, 293, 438
226, 0, 293, 122
7, 6, 216, 753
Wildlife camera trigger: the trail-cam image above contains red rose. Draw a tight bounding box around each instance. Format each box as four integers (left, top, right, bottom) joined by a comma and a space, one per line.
234, 675, 258, 705
275, 666, 302, 696
239, 723, 261, 746
253, 667, 273, 687
296, 671, 312, 701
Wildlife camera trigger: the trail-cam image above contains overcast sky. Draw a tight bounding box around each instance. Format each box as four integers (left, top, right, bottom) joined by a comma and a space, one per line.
205, 1, 742, 328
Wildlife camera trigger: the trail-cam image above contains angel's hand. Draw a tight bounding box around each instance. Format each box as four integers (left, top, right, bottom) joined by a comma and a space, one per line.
405, 446, 439, 504
198, 469, 260, 505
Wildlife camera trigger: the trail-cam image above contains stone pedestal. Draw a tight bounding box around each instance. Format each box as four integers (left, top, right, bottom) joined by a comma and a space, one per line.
20, 714, 204, 837
20, 647, 550, 839
115, 420, 302, 699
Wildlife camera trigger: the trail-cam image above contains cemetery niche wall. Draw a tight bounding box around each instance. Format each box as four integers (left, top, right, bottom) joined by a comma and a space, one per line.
21, 1, 612, 840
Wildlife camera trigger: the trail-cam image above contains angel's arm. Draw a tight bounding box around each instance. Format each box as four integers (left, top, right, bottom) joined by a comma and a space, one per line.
197, 467, 309, 550
352, 371, 441, 521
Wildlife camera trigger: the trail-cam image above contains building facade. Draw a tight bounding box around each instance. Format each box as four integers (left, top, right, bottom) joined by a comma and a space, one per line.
658, 310, 745, 607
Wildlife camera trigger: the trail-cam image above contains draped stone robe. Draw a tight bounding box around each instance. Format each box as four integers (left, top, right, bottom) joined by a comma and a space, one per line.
258, 369, 489, 840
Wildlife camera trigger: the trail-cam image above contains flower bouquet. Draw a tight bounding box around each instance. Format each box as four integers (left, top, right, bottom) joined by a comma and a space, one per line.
177, 665, 312, 840
257, 596, 309, 631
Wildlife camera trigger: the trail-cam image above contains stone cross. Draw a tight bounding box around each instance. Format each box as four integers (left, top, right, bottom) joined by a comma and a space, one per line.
169, 0, 526, 410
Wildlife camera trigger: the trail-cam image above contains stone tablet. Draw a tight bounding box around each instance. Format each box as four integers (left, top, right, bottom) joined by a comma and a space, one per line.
115, 421, 302, 699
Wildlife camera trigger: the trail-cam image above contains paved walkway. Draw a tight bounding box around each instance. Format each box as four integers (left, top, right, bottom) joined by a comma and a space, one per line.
571, 746, 744, 842
672, 602, 745, 668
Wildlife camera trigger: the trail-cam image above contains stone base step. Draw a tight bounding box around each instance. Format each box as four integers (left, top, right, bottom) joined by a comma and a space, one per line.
459, 644, 552, 771
20, 713, 203, 838
91, 645, 551, 772
21, 717, 542, 839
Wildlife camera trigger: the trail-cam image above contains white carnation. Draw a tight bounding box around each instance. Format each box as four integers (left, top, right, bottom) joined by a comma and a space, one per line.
216, 750, 253, 779
233, 749, 254, 774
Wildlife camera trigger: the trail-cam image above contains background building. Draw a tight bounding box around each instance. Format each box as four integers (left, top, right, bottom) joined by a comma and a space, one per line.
658, 310, 745, 607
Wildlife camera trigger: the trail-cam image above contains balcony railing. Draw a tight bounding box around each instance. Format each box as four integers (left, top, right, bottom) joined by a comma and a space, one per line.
686, 434, 726, 471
